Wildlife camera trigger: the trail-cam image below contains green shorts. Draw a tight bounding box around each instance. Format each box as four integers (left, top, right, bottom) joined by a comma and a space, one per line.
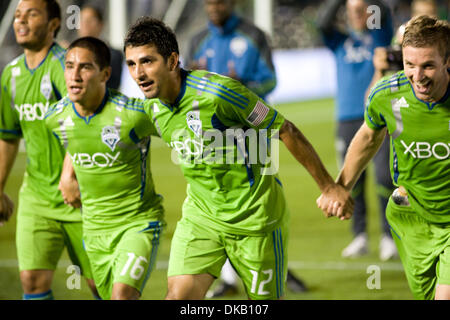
168, 216, 289, 300
386, 197, 450, 300
16, 205, 92, 280
83, 221, 164, 300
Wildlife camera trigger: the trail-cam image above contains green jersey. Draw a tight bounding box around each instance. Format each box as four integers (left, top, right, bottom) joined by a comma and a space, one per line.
0, 43, 80, 221
45, 89, 164, 233
365, 71, 450, 223
144, 69, 287, 235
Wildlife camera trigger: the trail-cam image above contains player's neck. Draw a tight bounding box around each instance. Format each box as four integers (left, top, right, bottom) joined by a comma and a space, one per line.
23, 39, 54, 70
74, 87, 107, 117
159, 68, 182, 106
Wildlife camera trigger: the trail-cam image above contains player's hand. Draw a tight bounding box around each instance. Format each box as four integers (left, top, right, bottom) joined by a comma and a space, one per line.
316, 184, 354, 220
0, 193, 14, 226
59, 175, 81, 209
190, 57, 207, 71
227, 60, 240, 81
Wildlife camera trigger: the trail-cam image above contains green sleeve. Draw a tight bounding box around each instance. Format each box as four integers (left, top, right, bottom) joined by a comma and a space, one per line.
143, 99, 163, 137
364, 74, 398, 131
133, 113, 158, 141
52, 64, 67, 99
0, 69, 21, 139
44, 100, 65, 146
364, 93, 387, 131
50, 47, 68, 99
129, 98, 159, 139
213, 79, 285, 136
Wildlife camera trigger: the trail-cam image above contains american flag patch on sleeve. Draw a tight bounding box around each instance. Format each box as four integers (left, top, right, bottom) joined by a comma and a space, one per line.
246, 100, 270, 127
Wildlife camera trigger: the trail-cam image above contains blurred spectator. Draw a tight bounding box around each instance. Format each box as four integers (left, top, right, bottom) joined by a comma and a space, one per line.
411, 0, 438, 17
185, 0, 276, 99
317, 0, 398, 261
127, 0, 170, 22
78, 5, 123, 90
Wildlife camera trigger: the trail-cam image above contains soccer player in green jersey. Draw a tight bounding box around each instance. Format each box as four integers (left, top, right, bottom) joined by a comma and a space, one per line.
0, 0, 96, 299
318, 15, 450, 300
45, 37, 165, 300
123, 17, 353, 300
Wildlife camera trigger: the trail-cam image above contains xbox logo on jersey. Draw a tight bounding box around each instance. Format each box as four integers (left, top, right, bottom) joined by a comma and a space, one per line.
15, 102, 49, 121
69, 152, 121, 168
401, 140, 450, 160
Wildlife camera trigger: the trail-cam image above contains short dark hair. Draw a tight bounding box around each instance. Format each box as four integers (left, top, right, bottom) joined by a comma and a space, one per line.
124, 17, 179, 62
42, 0, 61, 37
67, 37, 111, 70
403, 15, 450, 62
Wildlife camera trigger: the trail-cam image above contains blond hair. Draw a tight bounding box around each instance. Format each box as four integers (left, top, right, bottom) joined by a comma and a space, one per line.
402, 15, 450, 61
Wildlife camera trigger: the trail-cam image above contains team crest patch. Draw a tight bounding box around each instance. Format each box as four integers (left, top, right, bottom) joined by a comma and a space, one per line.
101, 126, 120, 151
12, 67, 20, 77
40, 73, 53, 100
186, 111, 202, 137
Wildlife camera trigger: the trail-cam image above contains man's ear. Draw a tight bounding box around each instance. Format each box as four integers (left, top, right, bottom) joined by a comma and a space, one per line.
102, 66, 112, 83
48, 18, 60, 37
169, 52, 179, 71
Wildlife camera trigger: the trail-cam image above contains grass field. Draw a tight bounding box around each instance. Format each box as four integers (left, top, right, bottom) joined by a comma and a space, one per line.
0, 98, 412, 300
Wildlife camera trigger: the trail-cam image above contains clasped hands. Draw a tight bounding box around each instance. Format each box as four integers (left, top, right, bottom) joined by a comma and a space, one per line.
316, 183, 354, 221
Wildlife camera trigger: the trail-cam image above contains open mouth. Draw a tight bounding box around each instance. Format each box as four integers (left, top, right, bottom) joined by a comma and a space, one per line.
415, 80, 431, 94
69, 86, 83, 94
16, 27, 29, 37
139, 80, 154, 91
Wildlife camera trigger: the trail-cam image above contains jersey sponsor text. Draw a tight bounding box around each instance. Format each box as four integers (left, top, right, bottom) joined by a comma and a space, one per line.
69, 151, 121, 168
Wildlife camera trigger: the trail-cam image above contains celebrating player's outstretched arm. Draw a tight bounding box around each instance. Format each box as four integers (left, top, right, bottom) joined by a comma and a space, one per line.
279, 119, 354, 219
124, 17, 359, 301
316, 123, 386, 217
335, 124, 387, 191
319, 15, 450, 300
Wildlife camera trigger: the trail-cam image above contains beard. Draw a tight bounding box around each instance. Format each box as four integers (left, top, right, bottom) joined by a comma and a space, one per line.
143, 85, 161, 100
16, 26, 50, 51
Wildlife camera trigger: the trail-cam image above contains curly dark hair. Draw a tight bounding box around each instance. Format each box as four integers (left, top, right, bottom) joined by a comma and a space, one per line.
123, 17, 179, 62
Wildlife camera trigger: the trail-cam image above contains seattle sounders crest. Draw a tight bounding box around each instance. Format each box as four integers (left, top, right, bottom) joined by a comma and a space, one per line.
186, 111, 202, 137
40, 73, 53, 100
101, 126, 120, 151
